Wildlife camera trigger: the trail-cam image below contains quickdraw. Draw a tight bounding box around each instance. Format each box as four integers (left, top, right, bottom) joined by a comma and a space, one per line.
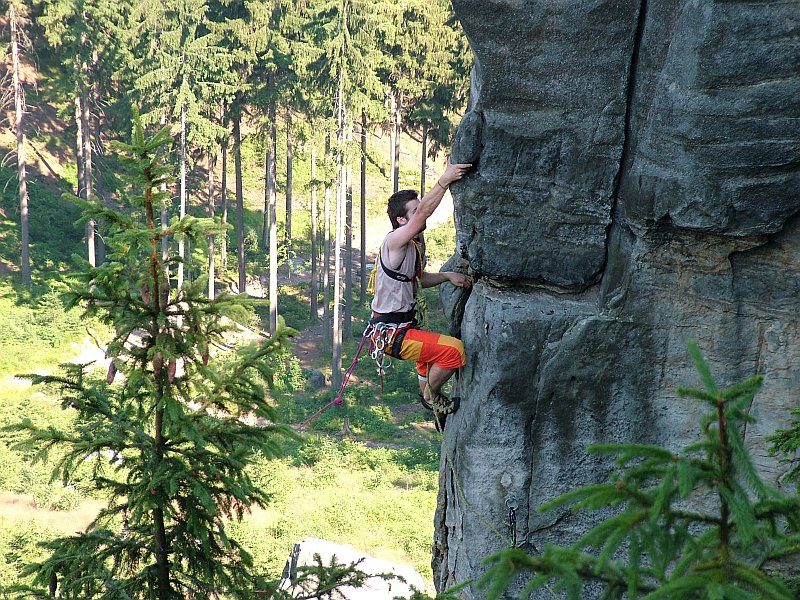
366, 320, 414, 391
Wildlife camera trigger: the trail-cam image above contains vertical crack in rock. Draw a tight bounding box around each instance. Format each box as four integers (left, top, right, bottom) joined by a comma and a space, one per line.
603, 0, 649, 279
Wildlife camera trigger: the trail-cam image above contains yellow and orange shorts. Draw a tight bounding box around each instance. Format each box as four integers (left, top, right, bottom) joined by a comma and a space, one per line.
395, 328, 466, 378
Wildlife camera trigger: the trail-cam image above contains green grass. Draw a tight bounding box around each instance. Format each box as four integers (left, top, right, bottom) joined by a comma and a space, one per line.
0, 283, 98, 375
233, 436, 440, 579
0, 164, 84, 290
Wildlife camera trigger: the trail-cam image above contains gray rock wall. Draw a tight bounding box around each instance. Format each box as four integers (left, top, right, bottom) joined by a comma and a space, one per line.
436, 1, 800, 597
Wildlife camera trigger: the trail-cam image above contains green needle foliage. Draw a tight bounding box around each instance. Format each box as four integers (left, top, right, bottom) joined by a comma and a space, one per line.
5, 114, 298, 599
478, 341, 800, 600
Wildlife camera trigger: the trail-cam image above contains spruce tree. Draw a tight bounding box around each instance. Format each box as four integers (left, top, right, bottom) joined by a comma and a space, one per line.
7, 115, 296, 600
479, 342, 800, 600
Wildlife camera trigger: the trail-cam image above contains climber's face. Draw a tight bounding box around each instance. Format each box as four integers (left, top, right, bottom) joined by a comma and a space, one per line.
402, 199, 420, 223
399, 198, 426, 234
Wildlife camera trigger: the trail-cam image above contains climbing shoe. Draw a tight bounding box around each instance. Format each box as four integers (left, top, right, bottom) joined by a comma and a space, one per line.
418, 393, 433, 412
431, 393, 460, 416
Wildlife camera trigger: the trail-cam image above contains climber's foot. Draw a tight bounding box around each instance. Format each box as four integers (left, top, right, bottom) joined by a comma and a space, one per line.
419, 393, 433, 411
431, 393, 460, 416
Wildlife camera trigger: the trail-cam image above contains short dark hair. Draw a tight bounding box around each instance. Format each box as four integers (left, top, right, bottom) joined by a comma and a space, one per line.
387, 189, 418, 229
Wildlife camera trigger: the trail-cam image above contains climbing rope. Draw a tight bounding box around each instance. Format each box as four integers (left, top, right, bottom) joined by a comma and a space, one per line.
297, 329, 371, 430
298, 321, 412, 429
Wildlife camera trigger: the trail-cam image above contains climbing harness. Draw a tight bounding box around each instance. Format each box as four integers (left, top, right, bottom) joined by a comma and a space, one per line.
298, 319, 414, 429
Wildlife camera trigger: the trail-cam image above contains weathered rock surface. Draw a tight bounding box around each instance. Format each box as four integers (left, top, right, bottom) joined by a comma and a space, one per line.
437, 1, 800, 598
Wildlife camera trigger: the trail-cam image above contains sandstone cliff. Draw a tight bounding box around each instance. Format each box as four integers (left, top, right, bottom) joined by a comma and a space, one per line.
436, 1, 800, 597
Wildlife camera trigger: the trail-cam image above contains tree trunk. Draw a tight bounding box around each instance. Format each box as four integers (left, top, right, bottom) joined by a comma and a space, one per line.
207, 151, 216, 300
160, 113, 169, 268
80, 31, 95, 267
83, 92, 95, 266
177, 98, 187, 292
262, 128, 271, 251
322, 134, 332, 352
10, 3, 30, 286
343, 128, 353, 340
234, 115, 246, 294
286, 108, 293, 251
390, 91, 398, 193
153, 396, 172, 599
268, 97, 278, 335
420, 122, 428, 196
74, 93, 84, 199
310, 142, 319, 318
360, 112, 367, 304
394, 91, 401, 193
332, 69, 345, 389
92, 48, 107, 265
220, 118, 229, 270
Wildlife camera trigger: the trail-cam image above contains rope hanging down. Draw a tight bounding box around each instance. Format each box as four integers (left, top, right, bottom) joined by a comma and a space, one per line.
298, 321, 410, 429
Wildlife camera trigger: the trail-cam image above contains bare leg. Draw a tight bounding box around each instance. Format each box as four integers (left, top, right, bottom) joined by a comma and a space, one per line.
420, 364, 456, 402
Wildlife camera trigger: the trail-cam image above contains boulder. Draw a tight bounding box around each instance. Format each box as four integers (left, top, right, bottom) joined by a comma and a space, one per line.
278, 537, 426, 599
307, 369, 328, 390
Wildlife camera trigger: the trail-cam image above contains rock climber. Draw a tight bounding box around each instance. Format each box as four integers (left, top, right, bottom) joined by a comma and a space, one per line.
369, 160, 473, 426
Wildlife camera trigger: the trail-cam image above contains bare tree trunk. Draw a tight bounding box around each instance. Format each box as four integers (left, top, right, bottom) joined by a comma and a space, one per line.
83, 83, 95, 267
160, 113, 169, 271
420, 122, 428, 196
310, 142, 319, 318
262, 132, 271, 250
285, 108, 293, 250
343, 128, 353, 340
91, 48, 107, 265
74, 93, 84, 199
234, 115, 246, 294
220, 104, 228, 270
268, 96, 278, 335
322, 134, 332, 352
394, 91, 401, 193
360, 112, 367, 304
207, 151, 216, 300
79, 29, 95, 267
177, 97, 187, 292
390, 91, 398, 193
332, 68, 345, 389
10, 3, 30, 286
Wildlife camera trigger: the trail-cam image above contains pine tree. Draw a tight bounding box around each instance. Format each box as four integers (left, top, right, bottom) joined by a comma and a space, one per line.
302, 0, 389, 385
479, 342, 800, 600
383, 0, 470, 194
7, 115, 296, 600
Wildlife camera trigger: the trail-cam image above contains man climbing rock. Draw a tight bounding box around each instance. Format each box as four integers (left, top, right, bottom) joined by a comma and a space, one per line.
369, 160, 473, 428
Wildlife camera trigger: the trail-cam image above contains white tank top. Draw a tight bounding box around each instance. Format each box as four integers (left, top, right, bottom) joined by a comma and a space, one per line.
371, 234, 421, 314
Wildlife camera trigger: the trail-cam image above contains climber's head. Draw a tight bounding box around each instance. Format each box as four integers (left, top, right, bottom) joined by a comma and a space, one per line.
387, 189, 419, 230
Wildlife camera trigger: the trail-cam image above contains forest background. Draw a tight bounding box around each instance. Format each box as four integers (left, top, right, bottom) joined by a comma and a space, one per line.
0, 0, 471, 594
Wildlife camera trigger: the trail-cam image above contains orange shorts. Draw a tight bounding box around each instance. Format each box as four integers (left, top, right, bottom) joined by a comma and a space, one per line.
396, 328, 466, 377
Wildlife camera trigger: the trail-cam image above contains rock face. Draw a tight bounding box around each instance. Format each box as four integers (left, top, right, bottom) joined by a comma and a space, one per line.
436, 1, 800, 597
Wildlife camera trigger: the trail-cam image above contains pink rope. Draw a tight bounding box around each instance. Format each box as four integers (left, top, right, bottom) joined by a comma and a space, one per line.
297, 333, 370, 430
